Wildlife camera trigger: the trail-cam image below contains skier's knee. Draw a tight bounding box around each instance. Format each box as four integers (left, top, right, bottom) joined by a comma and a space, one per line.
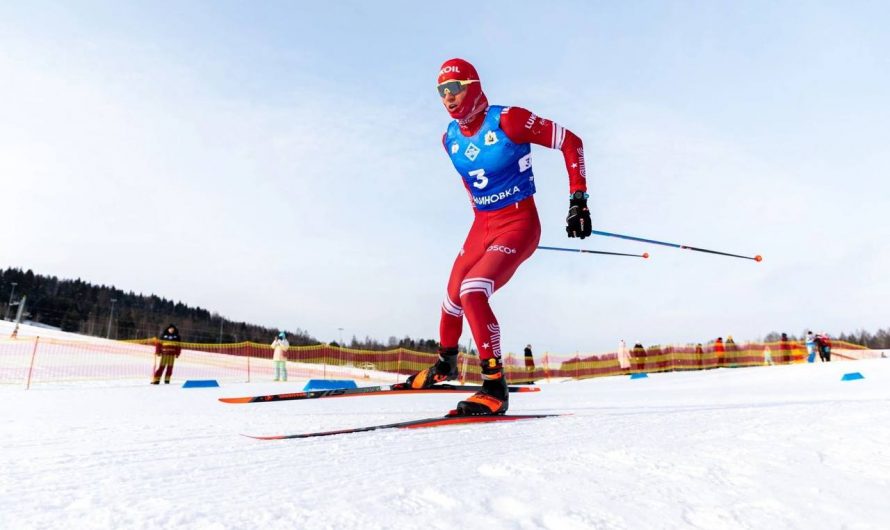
441, 295, 463, 318
459, 289, 489, 310
459, 278, 494, 306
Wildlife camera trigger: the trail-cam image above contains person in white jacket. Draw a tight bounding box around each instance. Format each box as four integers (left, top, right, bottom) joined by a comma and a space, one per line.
271, 332, 290, 382
617, 339, 631, 371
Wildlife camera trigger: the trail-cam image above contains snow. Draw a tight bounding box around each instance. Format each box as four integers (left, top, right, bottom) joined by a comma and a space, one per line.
2, 336, 889, 528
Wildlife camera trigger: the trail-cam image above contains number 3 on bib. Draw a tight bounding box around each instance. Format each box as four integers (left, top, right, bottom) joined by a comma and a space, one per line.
469, 168, 488, 190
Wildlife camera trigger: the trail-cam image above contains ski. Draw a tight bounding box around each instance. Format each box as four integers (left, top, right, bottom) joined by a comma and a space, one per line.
244, 412, 563, 440
219, 383, 540, 404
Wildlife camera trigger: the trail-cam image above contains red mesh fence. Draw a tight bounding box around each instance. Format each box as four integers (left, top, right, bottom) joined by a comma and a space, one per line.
0, 336, 870, 388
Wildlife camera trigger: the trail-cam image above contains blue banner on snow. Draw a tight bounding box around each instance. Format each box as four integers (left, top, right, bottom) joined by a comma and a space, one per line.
303, 379, 358, 391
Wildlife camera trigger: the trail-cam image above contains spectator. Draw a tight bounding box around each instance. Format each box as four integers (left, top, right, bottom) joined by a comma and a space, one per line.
523, 344, 536, 382
695, 343, 704, 368
152, 324, 181, 385
779, 332, 791, 364
805, 331, 816, 363
714, 337, 725, 366
817, 332, 832, 362
617, 339, 631, 371
272, 331, 290, 381
725, 335, 736, 350
763, 345, 773, 366
631, 341, 645, 372
725, 335, 737, 366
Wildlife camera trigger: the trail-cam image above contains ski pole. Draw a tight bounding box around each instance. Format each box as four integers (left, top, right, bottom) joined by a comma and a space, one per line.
537, 246, 649, 259
590, 229, 762, 262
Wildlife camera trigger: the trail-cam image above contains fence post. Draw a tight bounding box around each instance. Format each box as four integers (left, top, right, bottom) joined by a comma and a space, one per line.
396, 348, 403, 383
150, 338, 158, 380
25, 336, 40, 390
247, 355, 251, 383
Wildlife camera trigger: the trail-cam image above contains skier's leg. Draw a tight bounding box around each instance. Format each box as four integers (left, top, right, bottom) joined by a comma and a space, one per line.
407, 225, 484, 389
439, 224, 485, 350
455, 220, 540, 415
164, 356, 174, 383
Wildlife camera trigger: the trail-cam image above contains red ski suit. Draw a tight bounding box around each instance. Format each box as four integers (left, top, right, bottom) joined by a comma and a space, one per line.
440, 106, 587, 361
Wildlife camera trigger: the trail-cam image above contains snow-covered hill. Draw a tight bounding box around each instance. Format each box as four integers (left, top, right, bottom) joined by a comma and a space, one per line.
1, 354, 888, 529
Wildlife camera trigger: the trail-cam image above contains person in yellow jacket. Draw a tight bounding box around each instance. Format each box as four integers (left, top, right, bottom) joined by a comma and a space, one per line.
151, 324, 181, 385
271, 332, 290, 382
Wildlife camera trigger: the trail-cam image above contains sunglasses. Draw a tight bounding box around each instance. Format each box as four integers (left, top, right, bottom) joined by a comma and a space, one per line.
437, 79, 478, 97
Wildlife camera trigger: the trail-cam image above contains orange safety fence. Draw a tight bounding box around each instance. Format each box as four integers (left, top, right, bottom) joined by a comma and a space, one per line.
513, 340, 869, 382
0, 336, 871, 387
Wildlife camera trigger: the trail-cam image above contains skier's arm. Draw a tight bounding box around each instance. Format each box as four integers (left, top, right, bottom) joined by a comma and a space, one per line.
500, 106, 591, 238
498, 106, 587, 194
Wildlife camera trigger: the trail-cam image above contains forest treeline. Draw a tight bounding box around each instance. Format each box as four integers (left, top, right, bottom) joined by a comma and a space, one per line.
762, 330, 889, 349
0, 268, 440, 351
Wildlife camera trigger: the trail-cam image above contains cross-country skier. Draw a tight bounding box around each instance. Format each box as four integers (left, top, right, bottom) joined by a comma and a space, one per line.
406, 58, 590, 415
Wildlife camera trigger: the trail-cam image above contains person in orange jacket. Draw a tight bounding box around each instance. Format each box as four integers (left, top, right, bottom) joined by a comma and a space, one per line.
714, 337, 725, 366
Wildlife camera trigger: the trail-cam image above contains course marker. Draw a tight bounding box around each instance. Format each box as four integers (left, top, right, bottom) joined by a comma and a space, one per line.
183, 379, 219, 388
303, 379, 358, 391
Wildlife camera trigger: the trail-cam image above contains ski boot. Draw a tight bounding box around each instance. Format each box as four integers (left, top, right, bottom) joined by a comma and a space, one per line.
405, 347, 459, 389
454, 358, 508, 416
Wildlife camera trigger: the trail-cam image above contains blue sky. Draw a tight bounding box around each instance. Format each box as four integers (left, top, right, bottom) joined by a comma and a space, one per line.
2, 1, 888, 354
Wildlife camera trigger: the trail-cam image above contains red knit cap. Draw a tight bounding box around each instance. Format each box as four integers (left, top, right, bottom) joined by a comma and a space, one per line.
437, 58, 488, 122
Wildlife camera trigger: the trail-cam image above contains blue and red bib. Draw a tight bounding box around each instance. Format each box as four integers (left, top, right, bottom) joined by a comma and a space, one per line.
444, 105, 535, 211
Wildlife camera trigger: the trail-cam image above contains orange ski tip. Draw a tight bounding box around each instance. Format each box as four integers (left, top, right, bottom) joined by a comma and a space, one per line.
241, 433, 284, 440
219, 397, 253, 404
755, 254, 763, 262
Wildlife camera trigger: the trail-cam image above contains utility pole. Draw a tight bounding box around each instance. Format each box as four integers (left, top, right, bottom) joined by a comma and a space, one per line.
12, 295, 26, 323
4, 282, 18, 321
337, 327, 345, 368
106, 298, 117, 339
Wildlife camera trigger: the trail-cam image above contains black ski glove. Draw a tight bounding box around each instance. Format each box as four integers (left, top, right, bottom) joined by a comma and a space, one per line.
566, 191, 592, 239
